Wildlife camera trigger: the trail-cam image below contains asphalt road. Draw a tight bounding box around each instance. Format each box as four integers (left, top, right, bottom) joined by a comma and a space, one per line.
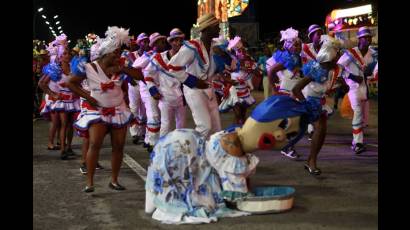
33, 92, 378, 230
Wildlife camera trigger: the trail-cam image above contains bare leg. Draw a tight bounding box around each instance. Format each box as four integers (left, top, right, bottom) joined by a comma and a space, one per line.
240, 105, 247, 125
56, 121, 61, 145
110, 127, 127, 185
48, 112, 59, 148
58, 112, 68, 155
81, 137, 89, 165
66, 113, 74, 150
307, 113, 327, 169
86, 123, 107, 187
233, 104, 242, 124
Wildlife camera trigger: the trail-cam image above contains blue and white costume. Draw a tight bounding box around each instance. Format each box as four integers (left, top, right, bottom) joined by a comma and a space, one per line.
145, 129, 257, 224
72, 58, 133, 131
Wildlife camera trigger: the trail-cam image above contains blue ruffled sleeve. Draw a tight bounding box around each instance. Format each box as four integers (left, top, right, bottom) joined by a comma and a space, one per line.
302, 61, 328, 83
70, 56, 88, 78
273, 50, 301, 71
42, 62, 62, 82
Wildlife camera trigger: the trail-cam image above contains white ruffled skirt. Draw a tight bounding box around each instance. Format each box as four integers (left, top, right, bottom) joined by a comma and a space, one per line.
219, 86, 256, 113
74, 100, 133, 131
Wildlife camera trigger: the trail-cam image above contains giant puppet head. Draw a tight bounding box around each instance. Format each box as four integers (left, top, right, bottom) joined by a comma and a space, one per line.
236, 95, 310, 153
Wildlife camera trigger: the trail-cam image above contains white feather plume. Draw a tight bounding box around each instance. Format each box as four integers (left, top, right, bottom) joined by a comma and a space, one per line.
98, 26, 130, 56
317, 35, 347, 63
227, 36, 243, 51
280, 27, 299, 42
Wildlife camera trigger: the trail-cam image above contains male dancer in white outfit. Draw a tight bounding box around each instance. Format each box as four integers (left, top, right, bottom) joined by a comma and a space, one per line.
144, 28, 187, 138
127, 33, 149, 144
337, 26, 378, 154
132, 33, 167, 152
167, 13, 222, 139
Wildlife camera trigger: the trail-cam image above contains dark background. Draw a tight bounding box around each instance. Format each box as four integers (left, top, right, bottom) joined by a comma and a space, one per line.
33, 0, 378, 44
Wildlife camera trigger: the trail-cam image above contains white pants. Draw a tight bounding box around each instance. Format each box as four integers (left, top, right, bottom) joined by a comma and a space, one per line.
349, 89, 369, 145
159, 99, 187, 137
183, 86, 221, 138
141, 94, 160, 146
128, 84, 146, 137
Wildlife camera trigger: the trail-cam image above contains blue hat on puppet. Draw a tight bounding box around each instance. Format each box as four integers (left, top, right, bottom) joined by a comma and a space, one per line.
236, 95, 310, 153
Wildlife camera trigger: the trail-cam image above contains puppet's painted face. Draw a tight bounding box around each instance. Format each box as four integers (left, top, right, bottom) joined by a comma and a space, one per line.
237, 116, 301, 153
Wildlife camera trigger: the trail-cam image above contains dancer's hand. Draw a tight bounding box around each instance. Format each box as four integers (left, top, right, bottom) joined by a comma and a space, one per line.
196, 79, 210, 89
50, 92, 61, 100
152, 93, 162, 100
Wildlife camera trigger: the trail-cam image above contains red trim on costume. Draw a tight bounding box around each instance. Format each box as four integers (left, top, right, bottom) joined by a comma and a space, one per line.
59, 82, 67, 88
100, 81, 115, 91
352, 128, 363, 134
320, 97, 326, 105
275, 91, 291, 96
302, 56, 308, 65
223, 84, 232, 98
189, 40, 207, 64
120, 57, 126, 67
152, 53, 184, 71
144, 77, 154, 82
237, 90, 250, 97
101, 107, 116, 116
54, 93, 78, 101
329, 66, 341, 90
129, 52, 137, 62
82, 101, 98, 111
212, 81, 224, 89
147, 126, 160, 132
302, 44, 317, 62
348, 48, 365, 66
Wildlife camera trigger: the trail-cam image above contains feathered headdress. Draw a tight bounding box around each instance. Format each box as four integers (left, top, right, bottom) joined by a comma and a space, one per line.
46, 34, 68, 63
280, 28, 300, 50
227, 36, 243, 51
98, 26, 130, 57
316, 35, 346, 63
90, 37, 103, 61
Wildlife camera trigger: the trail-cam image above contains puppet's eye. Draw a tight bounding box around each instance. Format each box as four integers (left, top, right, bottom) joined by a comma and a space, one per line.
278, 119, 291, 130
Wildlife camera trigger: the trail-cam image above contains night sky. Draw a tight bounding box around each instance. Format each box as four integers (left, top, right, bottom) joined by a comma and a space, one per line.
33, 0, 377, 44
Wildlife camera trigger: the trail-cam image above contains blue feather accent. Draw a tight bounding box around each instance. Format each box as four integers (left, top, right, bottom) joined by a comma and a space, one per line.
302, 61, 329, 83
273, 50, 301, 71
42, 62, 62, 82
70, 56, 88, 77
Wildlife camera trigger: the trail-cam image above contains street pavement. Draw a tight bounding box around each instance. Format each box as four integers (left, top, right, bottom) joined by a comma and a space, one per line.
33, 91, 378, 230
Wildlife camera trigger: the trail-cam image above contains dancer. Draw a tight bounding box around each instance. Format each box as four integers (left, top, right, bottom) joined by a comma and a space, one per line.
267, 27, 303, 159
68, 26, 144, 192
132, 32, 168, 152
337, 26, 378, 154
293, 35, 347, 174
219, 36, 256, 125
167, 13, 222, 138
144, 28, 187, 138
38, 34, 80, 159
125, 33, 148, 144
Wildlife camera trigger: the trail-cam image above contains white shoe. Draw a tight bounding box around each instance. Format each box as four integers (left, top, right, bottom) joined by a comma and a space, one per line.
281, 147, 299, 159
